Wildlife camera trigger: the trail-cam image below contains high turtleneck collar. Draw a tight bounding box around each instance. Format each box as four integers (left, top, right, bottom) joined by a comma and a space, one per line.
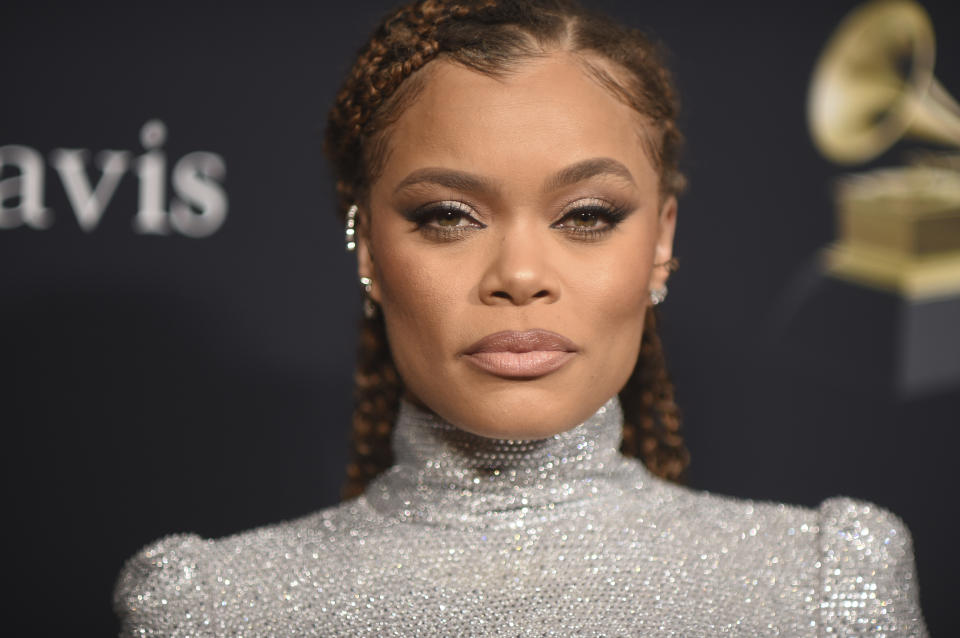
363, 396, 652, 528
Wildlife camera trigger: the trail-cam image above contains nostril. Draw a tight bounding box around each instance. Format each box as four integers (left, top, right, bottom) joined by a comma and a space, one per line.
487, 289, 553, 304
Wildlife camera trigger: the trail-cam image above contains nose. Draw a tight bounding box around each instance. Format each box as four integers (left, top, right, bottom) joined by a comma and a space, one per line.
478, 229, 560, 306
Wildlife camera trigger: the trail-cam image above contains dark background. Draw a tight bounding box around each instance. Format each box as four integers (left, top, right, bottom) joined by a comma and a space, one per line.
2, 1, 957, 635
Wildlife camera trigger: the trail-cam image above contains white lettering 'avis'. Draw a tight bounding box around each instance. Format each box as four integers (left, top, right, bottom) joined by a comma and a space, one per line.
0, 119, 228, 237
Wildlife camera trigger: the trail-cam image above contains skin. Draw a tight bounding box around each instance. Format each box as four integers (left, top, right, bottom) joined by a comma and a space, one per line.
356, 51, 677, 440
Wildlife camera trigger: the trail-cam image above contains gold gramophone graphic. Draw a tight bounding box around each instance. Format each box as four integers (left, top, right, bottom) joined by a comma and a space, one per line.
771, 0, 960, 397
809, 0, 960, 298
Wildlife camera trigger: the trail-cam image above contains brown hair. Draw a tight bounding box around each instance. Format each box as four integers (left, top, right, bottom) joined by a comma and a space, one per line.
325, 0, 690, 499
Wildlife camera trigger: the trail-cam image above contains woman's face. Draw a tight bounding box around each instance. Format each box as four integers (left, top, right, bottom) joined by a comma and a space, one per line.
358, 52, 677, 439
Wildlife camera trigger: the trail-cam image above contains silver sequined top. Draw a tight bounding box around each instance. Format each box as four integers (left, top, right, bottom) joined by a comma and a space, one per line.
115, 397, 928, 636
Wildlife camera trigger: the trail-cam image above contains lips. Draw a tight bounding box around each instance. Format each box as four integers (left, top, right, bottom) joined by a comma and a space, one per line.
461, 329, 578, 378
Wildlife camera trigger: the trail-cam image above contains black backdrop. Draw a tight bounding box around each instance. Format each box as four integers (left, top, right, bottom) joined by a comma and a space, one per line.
2, 1, 958, 635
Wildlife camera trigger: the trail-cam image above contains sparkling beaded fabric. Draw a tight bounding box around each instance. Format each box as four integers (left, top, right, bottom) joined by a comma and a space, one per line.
115, 397, 928, 636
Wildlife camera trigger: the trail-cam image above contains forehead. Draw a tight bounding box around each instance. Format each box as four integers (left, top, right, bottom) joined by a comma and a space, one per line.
375, 52, 659, 191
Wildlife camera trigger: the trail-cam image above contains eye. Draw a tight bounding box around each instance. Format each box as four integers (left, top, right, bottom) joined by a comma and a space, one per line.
552, 198, 628, 240
433, 208, 476, 227
565, 210, 605, 228
405, 200, 485, 240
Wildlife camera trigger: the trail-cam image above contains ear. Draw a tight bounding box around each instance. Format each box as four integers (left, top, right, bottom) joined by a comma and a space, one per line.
649, 195, 678, 291
355, 207, 382, 304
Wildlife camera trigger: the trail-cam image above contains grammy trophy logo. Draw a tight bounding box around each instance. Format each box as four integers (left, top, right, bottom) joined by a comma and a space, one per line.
808, 0, 960, 299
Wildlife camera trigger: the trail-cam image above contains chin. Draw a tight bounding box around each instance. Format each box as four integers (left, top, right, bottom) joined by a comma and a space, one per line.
427, 384, 612, 441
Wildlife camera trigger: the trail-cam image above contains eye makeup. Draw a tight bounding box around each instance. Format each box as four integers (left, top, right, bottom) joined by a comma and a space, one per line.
550, 197, 631, 242
401, 196, 633, 243
402, 200, 486, 242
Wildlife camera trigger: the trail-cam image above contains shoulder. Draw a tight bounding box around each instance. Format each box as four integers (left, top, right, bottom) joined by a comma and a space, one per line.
815, 496, 928, 636
632, 478, 824, 574
642, 478, 820, 537
113, 533, 207, 636
113, 499, 378, 636
815, 496, 913, 560
642, 486, 928, 634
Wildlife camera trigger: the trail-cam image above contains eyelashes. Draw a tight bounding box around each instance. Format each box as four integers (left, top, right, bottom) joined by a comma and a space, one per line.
552, 199, 629, 240
403, 198, 630, 243
403, 200, 484, 241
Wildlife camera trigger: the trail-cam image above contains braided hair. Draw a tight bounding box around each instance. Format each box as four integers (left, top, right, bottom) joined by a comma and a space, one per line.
325, 0, 689, 499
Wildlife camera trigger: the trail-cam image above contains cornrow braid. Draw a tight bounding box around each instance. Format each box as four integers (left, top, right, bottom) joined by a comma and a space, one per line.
328, 0, 690, 500
325, 0, 491, 218
343, 314, 401, 500
619, 304, 689, 482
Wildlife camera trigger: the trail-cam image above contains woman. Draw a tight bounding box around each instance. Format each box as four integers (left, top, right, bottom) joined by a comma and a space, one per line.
114, 0, 928, 635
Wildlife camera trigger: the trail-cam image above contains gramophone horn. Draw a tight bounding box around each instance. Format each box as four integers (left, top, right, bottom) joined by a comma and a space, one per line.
808, 0, 960, 164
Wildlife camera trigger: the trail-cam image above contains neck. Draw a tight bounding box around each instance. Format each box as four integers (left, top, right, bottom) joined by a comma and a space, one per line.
364, 396, 650, 528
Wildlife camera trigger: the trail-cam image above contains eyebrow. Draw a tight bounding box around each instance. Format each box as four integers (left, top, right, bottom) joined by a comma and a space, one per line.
543, 157, 636, 191
393, 157, 636, 196
393, 167, 497, 195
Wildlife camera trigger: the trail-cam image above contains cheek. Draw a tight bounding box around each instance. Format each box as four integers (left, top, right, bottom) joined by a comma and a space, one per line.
575, 237, 652, 329
577, 260, 648, 319
368, 233, 467, 376
376, 244, 449, 321
568, 234, 653, 383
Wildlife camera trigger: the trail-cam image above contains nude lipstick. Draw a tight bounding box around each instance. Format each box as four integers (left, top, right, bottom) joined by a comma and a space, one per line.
461, 329, 577, 378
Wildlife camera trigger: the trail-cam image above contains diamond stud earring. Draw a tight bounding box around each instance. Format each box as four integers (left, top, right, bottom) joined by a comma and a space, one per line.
650, 285, 668, 306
